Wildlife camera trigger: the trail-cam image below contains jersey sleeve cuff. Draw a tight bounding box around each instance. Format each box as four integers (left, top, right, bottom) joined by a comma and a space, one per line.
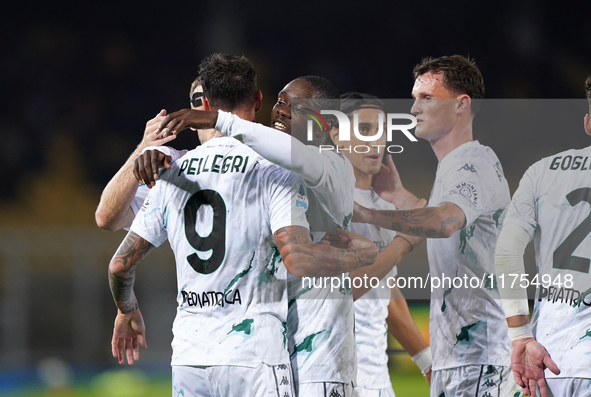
437, 197, 477, 229
271, 219, 310, 235
130, 226, 166, 248
503, 218, 535, 240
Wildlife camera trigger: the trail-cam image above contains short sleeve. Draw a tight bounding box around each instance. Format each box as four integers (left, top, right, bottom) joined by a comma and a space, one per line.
437, 156, 487, 228
503, 164, 538, 239
130, 183, 168, 247
266, 168, 310, 233
130, 184, 149, 215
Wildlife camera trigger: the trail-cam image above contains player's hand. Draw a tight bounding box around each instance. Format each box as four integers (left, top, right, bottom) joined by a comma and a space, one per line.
373, 155, 426, 210
157, 109, 218, 137
320, 233, 351, 249
511, 337, 560, 397
425, 369, 431, 385
138, 109, 177, 150
112, 308, 147, 365
333, 229, 379, 266
133, 149, 172, 188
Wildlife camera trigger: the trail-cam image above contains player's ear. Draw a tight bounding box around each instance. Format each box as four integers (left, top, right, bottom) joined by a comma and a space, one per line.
203, 97, 211, 111
457, 95, 471, 114
585, 113, 591, 136
254, 90, 263, 113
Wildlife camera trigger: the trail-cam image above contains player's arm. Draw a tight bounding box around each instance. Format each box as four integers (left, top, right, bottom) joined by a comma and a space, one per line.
274, 226, 378, 278
156, 109, 326, 185
353, 201, 465, 238
495, 223, 560, 397
386, 286, 431, 384
95, 110, 175, 231
108, 231, 153, 365
350, 233, 423, 300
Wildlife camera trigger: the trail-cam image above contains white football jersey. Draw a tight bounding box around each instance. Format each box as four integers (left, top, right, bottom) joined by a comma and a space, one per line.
287, 149, 358, 386
504, 145, 591, 379
350, 188, 398, 390
427, 140, 512, 370
130, 137, 309, 368
212, 111, 358, 385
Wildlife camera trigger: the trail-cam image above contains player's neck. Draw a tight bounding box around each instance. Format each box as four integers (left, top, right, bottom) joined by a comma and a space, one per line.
232, 107, 256, 122
353, 168, 372, 190
431, 122, 474, 163
198, 129, 223, 144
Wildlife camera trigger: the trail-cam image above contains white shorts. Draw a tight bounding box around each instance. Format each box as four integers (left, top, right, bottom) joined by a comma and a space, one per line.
431, 365, 521, 397
172, 363, 295, 397
546, 378, 591, 397
352, 385, 395, 397
297, 382, 353, 397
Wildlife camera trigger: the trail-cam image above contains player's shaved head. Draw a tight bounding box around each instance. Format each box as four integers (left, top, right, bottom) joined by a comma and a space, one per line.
585, 75, 591, 113
413, 55, 484, 115
294, 76, 340, 100
199, 53, 258, 112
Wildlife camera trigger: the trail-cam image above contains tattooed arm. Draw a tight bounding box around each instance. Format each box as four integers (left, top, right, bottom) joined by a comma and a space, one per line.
108, 231, 153, 365
351, 232, 423, 300
274, 226, 378, 278
353, 202, 466, 238
109, 231, 155, 311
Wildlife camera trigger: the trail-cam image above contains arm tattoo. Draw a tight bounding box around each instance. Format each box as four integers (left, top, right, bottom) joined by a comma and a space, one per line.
377, 204, 463, 238
275, 226, 377, 277
391, 223, 403, 231
109, 231, 154, 313
408, 226, 423, 235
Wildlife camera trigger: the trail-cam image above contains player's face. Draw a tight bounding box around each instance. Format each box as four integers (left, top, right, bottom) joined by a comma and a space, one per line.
336, 108, 387, 176
271, 79, 317, 139
189, 84, 206, 132
190, 84, 205, 111
411, 72, 458, 142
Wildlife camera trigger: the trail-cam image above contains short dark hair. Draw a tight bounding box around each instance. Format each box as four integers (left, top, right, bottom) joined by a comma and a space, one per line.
198, 53, 258, 112
585, 75, 591, 112
294, 75, 340, 115
413, 55, 484, 114
339, 92, 384, 115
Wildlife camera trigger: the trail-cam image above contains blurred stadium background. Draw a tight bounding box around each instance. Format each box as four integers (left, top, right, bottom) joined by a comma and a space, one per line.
2, 1, 591, 396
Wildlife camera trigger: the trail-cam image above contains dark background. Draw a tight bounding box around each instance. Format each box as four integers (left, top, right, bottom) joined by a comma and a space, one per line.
2, 1, 591, 206
1, 0, 591, 394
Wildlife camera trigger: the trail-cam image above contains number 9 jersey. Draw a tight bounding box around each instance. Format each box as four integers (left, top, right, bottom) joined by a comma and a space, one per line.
130, 137, 309, 368
504, 145, 591, 379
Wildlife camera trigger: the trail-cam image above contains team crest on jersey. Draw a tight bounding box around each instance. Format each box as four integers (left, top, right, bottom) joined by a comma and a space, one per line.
451, 182, 478, 206
296, 184, 308, 209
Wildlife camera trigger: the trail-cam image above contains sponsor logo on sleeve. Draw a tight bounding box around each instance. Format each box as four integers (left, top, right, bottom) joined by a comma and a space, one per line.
296, 184, 308, 209
457, 163, 478, 174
